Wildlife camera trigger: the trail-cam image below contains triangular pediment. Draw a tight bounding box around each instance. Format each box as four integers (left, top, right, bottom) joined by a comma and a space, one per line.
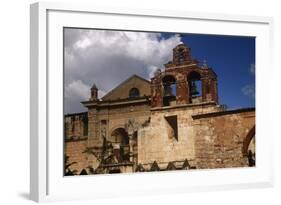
101, 75, 151, 101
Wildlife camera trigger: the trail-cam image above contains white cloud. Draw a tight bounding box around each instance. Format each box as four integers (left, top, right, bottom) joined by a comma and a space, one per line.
147, 65, 159, 79
64, 29, 182, 113
242, 84, 255, 98
75, 37, 92, 49
250, 63, 255, 75
240, 63, 255, 100
65, 80, 90, 99
64, 80, 90, 114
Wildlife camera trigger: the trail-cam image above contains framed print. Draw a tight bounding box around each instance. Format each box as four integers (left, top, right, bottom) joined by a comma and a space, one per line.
30, 2, 274, 202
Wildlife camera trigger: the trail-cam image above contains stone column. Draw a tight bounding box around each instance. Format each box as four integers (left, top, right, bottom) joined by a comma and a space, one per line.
128, 133, 134, 162
176, 79, 188, 105
210, 78, 218, 103
151, 77, 163, 108
87, 108, 100, 147
125, 119, 138, 163
201, 78, 208, 102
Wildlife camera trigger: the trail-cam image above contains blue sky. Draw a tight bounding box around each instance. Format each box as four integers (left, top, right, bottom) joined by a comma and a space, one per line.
165, 33, 256, 109
64, 29, 255, 113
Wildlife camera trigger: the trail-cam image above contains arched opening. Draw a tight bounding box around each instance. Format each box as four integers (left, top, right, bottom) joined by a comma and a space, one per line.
162, 75, 177, 106
111, 128, 129, 145
178, 48, 185, 64
110, 128, 130, 162
247, 137, 255, 167
242, 126, 255, 167
108, 169, 121, 174
79, 169, 88, 175
129, 87, 140, 98
187, 71, 202, 103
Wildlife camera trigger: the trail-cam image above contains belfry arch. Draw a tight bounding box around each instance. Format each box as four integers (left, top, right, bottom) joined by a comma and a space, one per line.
162, 75, 177, 106
110, 128, 130, 162
242, 125, 256, 167
187, 71, 202, 103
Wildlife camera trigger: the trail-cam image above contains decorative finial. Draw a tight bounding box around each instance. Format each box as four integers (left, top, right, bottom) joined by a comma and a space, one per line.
202, 60, 208, 69
90, 83, 98, 101
91, 83, 97, 89
154, 68, 161, 76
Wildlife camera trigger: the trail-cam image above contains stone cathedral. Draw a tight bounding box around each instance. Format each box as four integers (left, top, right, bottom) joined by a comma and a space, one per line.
64, 44, 255, 175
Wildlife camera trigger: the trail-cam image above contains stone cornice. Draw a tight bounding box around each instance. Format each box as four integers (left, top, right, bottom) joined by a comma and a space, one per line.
81, 96, 151, 108
192, 107, 255, 119
150, 101, 217, 112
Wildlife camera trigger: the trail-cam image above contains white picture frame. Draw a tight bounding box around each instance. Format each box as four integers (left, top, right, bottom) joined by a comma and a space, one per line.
30, 2, 274, 202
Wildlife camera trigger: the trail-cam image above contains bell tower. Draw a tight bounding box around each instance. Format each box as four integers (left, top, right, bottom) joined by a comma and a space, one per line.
151, 43, 218, 108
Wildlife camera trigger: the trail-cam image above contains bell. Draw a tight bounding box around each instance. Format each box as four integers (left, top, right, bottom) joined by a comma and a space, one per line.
190, 81, 199, 96
164, 85, 173, 97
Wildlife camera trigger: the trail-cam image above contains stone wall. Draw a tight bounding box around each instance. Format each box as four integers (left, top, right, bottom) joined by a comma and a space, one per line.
64, 103, 255, 174
192, 109, 255, 169
138, 105, 255, 169
64, 112, 88, 139
64, 138, 89, 174
138, 103, 220, 166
